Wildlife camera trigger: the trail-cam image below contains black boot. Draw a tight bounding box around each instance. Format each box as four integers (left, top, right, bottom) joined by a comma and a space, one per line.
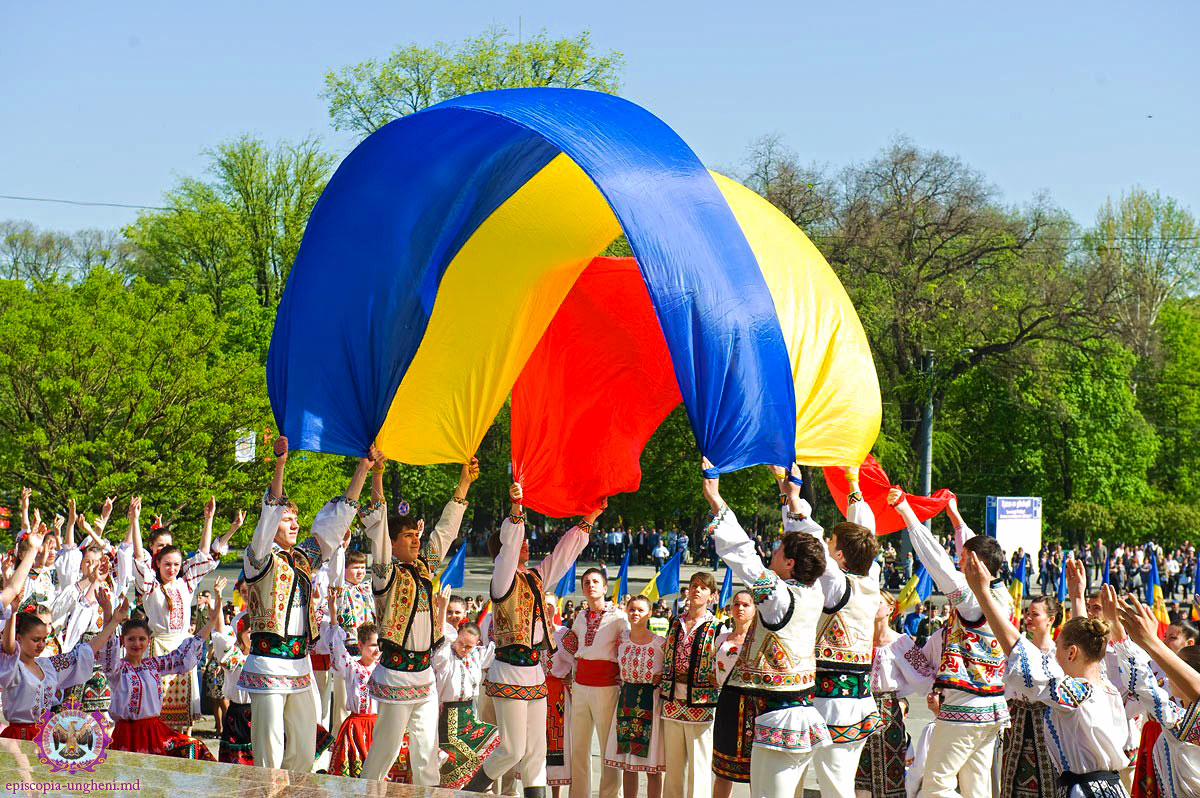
463, 766, 494, 794
523, 789, 546, 798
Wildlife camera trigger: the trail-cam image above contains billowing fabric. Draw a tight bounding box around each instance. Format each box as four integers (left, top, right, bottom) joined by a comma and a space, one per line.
824, 455, 954, 535
269, 88, 880, 509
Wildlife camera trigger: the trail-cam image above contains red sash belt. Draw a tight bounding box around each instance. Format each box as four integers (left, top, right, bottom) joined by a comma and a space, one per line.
575, 658, 620, 687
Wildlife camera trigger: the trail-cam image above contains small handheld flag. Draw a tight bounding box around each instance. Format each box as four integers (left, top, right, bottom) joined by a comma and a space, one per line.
613, 550, 631, 605
715, 567, 734, 619
641, 549, 683, 601
434, 542, 467, 593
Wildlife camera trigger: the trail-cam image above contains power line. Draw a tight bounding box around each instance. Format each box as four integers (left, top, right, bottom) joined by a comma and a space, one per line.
0, 194, 173, 212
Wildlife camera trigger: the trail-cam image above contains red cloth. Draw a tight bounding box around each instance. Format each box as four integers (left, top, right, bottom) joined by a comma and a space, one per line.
0, 723, 39, 741
111, 717, 216, 760
823, 455, 954, 536
310, 653, 331, 671
511, 257, 682, 518
575, 658, 621, 687
329, 712, 377, 778
1133, 719, 1162, 798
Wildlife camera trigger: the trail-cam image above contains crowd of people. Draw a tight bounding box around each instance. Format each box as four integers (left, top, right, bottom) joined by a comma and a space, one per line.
1, 441, 1198, 798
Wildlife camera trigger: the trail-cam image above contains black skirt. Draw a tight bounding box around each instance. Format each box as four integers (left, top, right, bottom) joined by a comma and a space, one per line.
712, 685, 757, 783
219, 702, 253, 765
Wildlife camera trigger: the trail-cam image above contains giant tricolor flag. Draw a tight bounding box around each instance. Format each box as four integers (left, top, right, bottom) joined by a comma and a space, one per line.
267, 89, 881, 518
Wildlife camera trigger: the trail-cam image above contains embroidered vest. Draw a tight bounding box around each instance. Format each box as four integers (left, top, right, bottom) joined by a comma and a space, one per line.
934, 580, 1013, 696
375, 556, 441, 672
815, 573, 879, 699
491, 569, 553, 666
659, 615, 721, 706
245, 545, 320, 659
728, 572, 821, 697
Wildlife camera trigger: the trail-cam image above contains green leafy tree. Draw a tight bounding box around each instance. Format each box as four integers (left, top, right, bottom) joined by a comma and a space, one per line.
323, 26, 624, 136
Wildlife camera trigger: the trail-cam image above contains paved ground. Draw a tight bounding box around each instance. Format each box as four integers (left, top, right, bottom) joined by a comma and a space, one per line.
190, 554, 936, 795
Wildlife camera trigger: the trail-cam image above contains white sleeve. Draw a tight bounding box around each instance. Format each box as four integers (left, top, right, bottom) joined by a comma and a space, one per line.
1113, 640, 1187, 729
245, 493, 289, 577
365, 502, 391, 592
714, 507, 791, 626
1005, 636, 1092, 712
310, 498, 358, 562
533, 525, 590, 594
55, 546, 82, 588
426, 499, 468, 566
905, 513, 980, 621
491, 518, 524, 600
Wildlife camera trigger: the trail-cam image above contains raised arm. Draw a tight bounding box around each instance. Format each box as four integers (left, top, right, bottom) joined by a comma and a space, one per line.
199, 496, 216, 561
88, 594, 128, 655
19, 487, 30, 535
774, 464, 847, 605
1114, 590, 1200, 705
246, 440, 291, 576
427, 458, 478, 564
961, 550, 1020, 656
891, 488, 978, 617
944, 495, 975, 555
312, 452, 374, 560
535, 497, 599, 590
210, 510, 245, 559
1067, 559, 1088, 622
0, 531, 44, 608
64, 498, 76, 548
3, 603, 15, 655
129, 497, 144, 566
366, 456, 391, 590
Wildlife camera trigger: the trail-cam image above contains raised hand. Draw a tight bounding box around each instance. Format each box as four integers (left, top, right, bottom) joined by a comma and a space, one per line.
962, 550, 993, 595
96, 588, 113, 621
128, 497, 141, 522
52, 515, 64, 534
67, 497, 76, 517
462, 457, 480, 484
203, 496, 216, 519
273, 434, 289, 461
26, 530, 45, 551
510, 482, 523, 504
31, 509, 41, 533
1116, 595, 1159, 647
152, 514, 163, 529
111, 597, 130, 626
1067, 559, 1087, 600
229, 510, 246, 533
1099, 585, 1125, 642
99, 496, 114, 524
887, 487, 905, 507
20, 487, 31, 513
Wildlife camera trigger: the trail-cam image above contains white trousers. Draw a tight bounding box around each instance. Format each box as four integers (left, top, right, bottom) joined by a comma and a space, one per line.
485, 695, 549, 788
249, 687, 317, 772
661, 719, 712, 798
918, 721, 1002, 798
748, 745, 813, 798
312, 668, 331, 728
329, 673, 348, 734
361, 692, 439, 784
813, 737, 870, 798
570, 684, 621, 798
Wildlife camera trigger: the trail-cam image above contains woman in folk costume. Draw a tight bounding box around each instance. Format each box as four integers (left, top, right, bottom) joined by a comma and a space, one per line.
705, 462, 830, 798
546, 600, 576, 797
712, 590, 755, 796
891, 488, 1013, 798
1129, 618, 1198, 798
1110, 590, 1200, 798
132, 495, 219, 732
52, 542, 119, 722
462, 481, 598, 797
360, 455, 477, 784
963, 551, 1130, 798
240, 436, 371, 772
602, 594, 667, 797
856, 592, 935, 798
100, 591, 221, 760
432, 613, 499, 789
781, 465, 882, 798
213, 608, 254, 765
997, 586, 1064, 798
0, 532, 121, 742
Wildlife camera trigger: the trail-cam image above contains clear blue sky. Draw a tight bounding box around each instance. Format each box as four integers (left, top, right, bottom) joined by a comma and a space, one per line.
2, 1, 1196, 232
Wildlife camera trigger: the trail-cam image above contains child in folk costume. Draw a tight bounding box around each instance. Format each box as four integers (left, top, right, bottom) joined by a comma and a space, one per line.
100, 584, 224, 759
0, 554, 123, 741
546, 604, 575, 797
605, 594, 667, 798
856, 592, 935, 798
320, 587, 388, 779
891, 489, 1013, 798
712, 589, 758, 797
329, 549, 374, 733
432, 617, 499, 789
565, 567, 630, 798
463, 482, 598, 797
705, 464, 830, 798
361, 455, 477, 785
659, 569, 728, 798
963, 551, 1130, 798
783, 465, 882, 798
998, 590, 1064, 798
1110, 589, 1200, 798
212, 609, 253, 765
132, 495, 220, 731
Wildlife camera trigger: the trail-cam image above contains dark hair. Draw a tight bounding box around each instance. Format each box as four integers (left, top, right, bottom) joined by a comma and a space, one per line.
1057, 617, 1110, 662
120, 618, 153, 639
388, 513, 420, 542
457, 622, 482, 639
626, 595, 652, 613
829, 522, 878, 575
15, 612, 47, 637
781, 532, 826, 586
1171, 620, 1200, 644
357, 623, 379, 643
688, 571, 718, 593
487, 530, 503, 559
147, 528, 172, 549
1177, 643, 1200, 675
963, 535, 1005, 576
731, 589, 754, 604
447, 595, 466, 609
153, 544, 183, 580
345, 551, 368, 566
1029, 595, 1062, 626
582, 567, 608, 587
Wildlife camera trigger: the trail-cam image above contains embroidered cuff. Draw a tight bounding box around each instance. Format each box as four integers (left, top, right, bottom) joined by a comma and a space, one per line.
331, 496, 360, 509
451, 496, 469, 506
578, 519, 594, 534
357, 499, 383, 516
751, 570, 780, 603
847, 490, 863, 504
264, 490, 290, 507
704, 506, 729, 534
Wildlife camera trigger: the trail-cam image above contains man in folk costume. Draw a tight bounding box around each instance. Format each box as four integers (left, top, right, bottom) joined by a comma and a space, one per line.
240, 436, 373, 771
704, 462, 831, 798
564, 567, 629, 798
463, 481, 598, 797
360, 455, 479, 784
890, 488, 1013, 798
776, 465, 882, 798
